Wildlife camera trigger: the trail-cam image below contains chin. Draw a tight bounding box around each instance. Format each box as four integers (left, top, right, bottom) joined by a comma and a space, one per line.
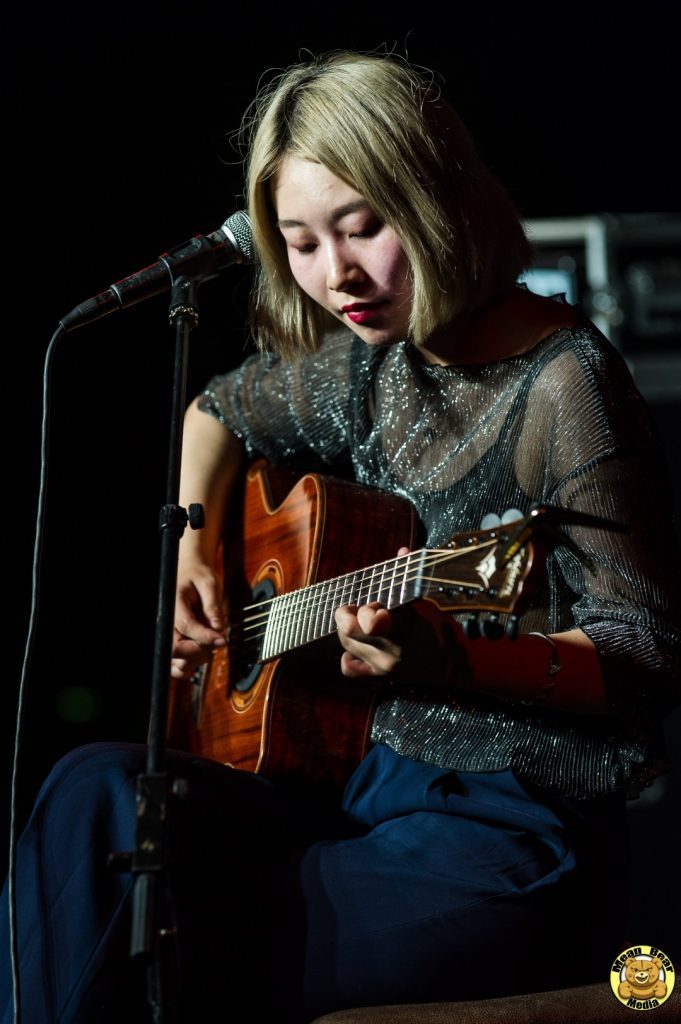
349, 325, 406, 347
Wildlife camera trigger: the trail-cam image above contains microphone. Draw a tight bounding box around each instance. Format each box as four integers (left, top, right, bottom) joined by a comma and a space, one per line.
60, 210, 253, 332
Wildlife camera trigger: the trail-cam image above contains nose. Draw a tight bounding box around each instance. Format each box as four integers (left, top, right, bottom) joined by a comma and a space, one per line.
326, 242, 364, 293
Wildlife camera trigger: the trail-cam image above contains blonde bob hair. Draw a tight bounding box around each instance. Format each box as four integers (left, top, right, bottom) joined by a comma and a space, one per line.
244, 52, 532, 356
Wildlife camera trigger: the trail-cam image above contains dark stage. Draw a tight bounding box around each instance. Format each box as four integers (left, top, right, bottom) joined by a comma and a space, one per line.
3, 0, 681, 969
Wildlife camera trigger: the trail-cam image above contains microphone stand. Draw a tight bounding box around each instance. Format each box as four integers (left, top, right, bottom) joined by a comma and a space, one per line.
112, 247, 217, 1022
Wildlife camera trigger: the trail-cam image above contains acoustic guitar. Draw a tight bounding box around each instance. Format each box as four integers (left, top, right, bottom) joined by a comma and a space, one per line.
166, 460, 542, 792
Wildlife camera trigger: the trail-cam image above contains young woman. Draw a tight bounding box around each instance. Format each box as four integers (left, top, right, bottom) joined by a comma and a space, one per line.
3, 52, 680, 1024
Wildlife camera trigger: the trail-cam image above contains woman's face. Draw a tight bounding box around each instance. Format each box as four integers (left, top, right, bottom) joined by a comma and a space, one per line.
274, 156, 413, 347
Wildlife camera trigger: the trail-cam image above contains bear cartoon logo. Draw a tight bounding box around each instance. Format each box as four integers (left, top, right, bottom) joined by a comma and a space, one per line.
610, 945, 676, 1011
619, 958, 667, 1001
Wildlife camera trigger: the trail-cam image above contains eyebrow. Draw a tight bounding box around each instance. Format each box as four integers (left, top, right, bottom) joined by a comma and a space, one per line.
277, 199, 370, 229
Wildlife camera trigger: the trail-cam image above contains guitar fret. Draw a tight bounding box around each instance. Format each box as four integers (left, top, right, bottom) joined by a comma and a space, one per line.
329, 578, 341, 635
322, 581, 334, 637
386, 557, 398, 609
351, 570, 362, 607
414, 549, 427, 600
291, 587, 305, 649
377, 559, 389, 607
366, 563, 377, 604
284, 593, 301, 655
315, 580, 328, 639
262, 594, 279, 660
302, 585, 314, 645
399, 553, 410, 606
312, 582, 325, 642
272, 593, 286, 658
356, 566, 366, 607
287, 594, 298, 654
306, 582, 322, 644
280, 593, 294, 657
279, 590, 298, 658
339, 570, 352, 609
301, 584, 315, 644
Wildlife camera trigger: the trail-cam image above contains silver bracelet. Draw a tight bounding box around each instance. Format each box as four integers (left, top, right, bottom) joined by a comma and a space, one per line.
523, 632, 562, 704
528, 632, 562, 675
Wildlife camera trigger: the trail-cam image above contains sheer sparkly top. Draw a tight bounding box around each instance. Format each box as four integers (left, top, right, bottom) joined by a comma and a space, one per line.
198, 313, 681, 798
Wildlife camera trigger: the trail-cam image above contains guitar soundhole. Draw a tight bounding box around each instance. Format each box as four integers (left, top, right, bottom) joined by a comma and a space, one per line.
233, 576, 276, 693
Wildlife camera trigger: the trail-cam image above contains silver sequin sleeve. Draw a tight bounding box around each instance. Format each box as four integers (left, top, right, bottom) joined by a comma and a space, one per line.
198, 327, 357, 470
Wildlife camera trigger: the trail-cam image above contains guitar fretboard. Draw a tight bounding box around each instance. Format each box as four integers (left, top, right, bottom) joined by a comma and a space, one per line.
241, 544, 494, 662
261, 551, 422, 660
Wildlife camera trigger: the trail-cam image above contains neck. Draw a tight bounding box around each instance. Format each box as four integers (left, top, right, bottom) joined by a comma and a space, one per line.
417, 287, 577, 367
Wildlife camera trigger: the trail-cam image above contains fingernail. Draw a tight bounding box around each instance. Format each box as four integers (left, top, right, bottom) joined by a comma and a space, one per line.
209, 617, 223, 628
212, 637, 226, 647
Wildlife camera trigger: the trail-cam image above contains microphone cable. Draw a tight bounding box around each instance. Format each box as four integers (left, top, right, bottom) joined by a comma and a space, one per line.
8, 321, 64, 1024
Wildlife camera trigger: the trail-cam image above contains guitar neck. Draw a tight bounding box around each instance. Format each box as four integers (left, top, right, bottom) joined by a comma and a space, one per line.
251, 540, 503, 661
258, 549, 429, 661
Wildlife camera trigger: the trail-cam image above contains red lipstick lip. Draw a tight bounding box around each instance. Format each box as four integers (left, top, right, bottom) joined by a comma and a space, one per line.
341, 301, 386, 324
340, 302, 383, 312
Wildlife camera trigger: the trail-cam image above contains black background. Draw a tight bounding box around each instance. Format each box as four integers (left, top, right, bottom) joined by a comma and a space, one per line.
4, 0, 681, 951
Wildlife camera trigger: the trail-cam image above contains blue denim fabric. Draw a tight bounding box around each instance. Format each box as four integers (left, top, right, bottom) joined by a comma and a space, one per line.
0, 742, 628, 1023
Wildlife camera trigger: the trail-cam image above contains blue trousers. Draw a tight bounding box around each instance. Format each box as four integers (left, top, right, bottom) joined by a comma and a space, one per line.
0, 742, 629, 1023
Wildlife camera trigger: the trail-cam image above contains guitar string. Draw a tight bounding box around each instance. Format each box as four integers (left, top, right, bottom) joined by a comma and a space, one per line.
240, 544, 494, 620
234, 574, 486, 650
239, 548, 481, 629
233, 547, 502, 650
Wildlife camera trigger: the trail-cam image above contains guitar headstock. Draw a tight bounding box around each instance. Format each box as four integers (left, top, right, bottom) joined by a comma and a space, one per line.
417, 522, 541, 618
418, 501, 626, 620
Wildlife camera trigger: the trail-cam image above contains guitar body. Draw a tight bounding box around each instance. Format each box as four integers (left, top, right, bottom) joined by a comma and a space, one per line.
167, 461, 419, 792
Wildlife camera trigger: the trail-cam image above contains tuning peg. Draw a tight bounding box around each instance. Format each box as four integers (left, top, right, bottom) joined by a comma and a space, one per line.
463, 615, 481, 640
500, 508, 524, 525
506, 615, 519, 640
481, 616, 505, 640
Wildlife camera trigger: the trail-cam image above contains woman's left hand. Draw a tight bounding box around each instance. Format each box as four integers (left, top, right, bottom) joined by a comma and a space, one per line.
334, 599, 463, 684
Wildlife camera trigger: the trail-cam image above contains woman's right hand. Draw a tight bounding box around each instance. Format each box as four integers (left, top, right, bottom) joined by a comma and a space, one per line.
172, 558, 227, 681
171, 404, 245, 681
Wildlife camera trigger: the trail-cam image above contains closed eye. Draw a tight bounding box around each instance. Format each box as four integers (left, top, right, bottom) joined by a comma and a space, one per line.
350, 221, 382, 239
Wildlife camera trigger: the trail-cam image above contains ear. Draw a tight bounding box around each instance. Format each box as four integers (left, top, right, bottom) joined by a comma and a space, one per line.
624, 958, 636, 967
652, 958, 663, 969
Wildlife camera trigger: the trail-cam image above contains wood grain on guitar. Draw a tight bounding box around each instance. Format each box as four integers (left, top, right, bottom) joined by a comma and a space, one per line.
166, 461, 541, 792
